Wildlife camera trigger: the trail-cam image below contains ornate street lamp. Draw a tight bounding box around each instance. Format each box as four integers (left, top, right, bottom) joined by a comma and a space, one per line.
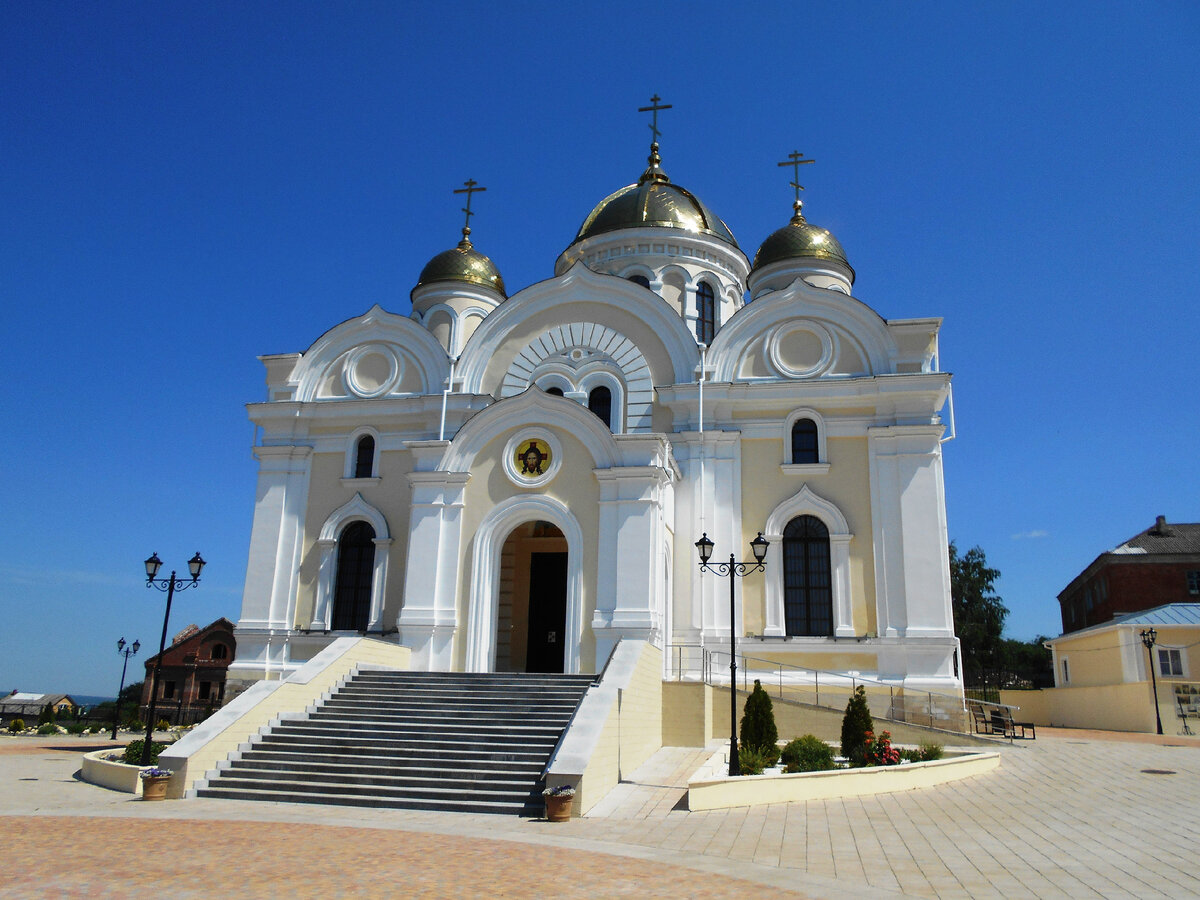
111, 637, 140, 740
695, 532, 769, 776
1140, 628, 1164, 735
141, 552, 205, 765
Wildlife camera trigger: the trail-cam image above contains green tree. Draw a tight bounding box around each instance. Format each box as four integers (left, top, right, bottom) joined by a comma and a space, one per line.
949, 542, 1008, 686
739, 680, 779, 762
999, 636, 1054, 688
37, 703, 56, 726
840, 685, 874, 766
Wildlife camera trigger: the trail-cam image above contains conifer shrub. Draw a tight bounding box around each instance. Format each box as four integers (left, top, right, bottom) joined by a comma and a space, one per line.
738, 746, 770, 776
739, 679, 779, 757
122, 740, 168, 766
8, 718, 26, 733
66, 721, 87, 735
38, 703, 56, 726
840, 685, 874, 766
781, 734, 837, 773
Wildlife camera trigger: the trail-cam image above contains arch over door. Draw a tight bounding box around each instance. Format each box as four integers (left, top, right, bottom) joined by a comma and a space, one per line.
783, 515, 833, 636
332, 521, 375, 631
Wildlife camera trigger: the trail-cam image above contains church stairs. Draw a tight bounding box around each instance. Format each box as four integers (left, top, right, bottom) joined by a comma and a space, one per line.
195, 670, 594, 815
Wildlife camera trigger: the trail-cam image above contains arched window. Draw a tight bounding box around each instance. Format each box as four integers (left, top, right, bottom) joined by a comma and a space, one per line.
332, 521, 375, 631
588, 386, 612, 429
545, 387, 564, 397
210, 644, 228, 660
783, 515, 832, 636
791, 418, 819, 464
628, 274, 650, 288
354, 435, 375, 478
695, 281, 715, 344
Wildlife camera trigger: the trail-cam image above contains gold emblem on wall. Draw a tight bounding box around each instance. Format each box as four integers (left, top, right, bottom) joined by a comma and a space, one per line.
515, 438, 552, 477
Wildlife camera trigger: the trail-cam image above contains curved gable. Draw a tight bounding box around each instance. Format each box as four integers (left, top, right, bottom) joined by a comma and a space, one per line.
707, 279, 894, 382
288, 305, 449, 403
456, 262, 700, 396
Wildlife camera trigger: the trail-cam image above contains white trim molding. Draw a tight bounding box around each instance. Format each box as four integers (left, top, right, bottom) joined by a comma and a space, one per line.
465, 494, 585, 675
311, 493, 392, 632
782, 407, 829, 467
762, 484, 855, 638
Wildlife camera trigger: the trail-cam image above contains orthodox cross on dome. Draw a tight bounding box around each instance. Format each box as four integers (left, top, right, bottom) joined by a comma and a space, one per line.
453, 179, 486, 242
777, 150, 815, 217
638, 94, 673, 144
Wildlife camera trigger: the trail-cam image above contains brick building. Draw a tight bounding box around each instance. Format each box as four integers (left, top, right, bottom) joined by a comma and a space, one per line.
140, 618, 236, 723
1059, 516, 1200, 635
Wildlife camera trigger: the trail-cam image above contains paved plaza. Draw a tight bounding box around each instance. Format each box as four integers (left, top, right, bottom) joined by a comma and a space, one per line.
2, 728, 1198, 898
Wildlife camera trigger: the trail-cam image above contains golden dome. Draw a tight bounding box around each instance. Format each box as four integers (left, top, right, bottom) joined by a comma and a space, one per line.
568, 144, 738, 250
415, 234, 506, 297
751, 203, 853, 281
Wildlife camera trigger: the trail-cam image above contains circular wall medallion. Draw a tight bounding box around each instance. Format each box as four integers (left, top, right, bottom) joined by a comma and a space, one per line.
766, 322, 835, 378
502, 429, 562, 489
343, 344, 401, 398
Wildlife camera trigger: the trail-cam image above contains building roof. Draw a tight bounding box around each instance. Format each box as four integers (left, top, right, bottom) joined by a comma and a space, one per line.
1049, 603, 1200, 643
1110, 516, 1200, 556
0, 692, 75, 711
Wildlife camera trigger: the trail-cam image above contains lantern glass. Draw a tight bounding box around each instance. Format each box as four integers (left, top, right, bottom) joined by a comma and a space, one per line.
750, 532, 769, 563
144, 553, 163, 581
695, 533, 714, 565
188, 552, 206, 580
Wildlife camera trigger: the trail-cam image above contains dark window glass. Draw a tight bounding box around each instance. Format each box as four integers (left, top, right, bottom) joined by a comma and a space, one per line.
332, 521, 375, 631
629, 274, 650, 288
791, 418, 819, 464
199, 681, 212, 700
588, 386, 612, 429
163, 681, 176, 699
696, 282, 715, 344
545, 387, 564, 397
354, 435, 375, 478
782, 515, 833, 636
210, 644, 228, 660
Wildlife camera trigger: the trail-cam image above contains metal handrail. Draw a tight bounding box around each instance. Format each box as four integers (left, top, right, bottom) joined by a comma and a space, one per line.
669, 641, 993, 734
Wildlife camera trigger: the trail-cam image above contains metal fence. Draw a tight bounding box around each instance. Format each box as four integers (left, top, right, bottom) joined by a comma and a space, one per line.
669, 643, 1018, 735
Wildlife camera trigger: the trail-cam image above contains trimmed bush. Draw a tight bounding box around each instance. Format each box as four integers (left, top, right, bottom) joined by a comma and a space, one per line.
36, 722, 59, 735
781, 734, 837, 773
66, 722, 87, 735
840, 685, 874, 766
739, 679, 779, 757
156, 719, 171, 731
918, 741, 944, 761
122, 740, 169, 766
8, 718, 26, 733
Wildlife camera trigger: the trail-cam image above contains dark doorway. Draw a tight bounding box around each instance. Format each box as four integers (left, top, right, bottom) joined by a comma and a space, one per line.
332, 521, 375, 631
526, 551, 568, 673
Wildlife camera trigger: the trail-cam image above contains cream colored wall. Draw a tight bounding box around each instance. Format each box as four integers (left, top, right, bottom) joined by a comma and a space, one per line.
454, 426, 601, 672
1051, 628, 1128, 687
159, 638, 410, 798
545, 642, 663, 815
662, 682, 713, 746
1000, 683, 1162, 733
739, 434, 876, 635
296, 447, 414, 628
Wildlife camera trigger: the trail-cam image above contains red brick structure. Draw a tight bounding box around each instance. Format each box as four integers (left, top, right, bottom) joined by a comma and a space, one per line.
140, 618, 236, 724
1059, 516, 1200, 634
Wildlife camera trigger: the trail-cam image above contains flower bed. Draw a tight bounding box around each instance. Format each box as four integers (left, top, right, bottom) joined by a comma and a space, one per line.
81, 749, 167, 796
687, 746, 1000, 811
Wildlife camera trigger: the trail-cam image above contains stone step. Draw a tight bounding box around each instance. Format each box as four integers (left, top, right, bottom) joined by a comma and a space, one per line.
309, 704, 577, 721
237, 745, 548, 768
196, 785, 540, 816
230, 755, 543, 779
265, 722, 563, 743
204, 774, 541, 806
222, 764, 538, 793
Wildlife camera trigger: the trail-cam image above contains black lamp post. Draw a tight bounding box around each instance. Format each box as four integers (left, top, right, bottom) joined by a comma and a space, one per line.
141, 551, 205, 765
111, 637, 141, 740
1140, 628, 1164, 735
695, 531, 769, 777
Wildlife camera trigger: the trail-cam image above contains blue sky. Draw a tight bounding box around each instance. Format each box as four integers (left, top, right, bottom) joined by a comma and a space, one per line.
3, 3, 1197, 696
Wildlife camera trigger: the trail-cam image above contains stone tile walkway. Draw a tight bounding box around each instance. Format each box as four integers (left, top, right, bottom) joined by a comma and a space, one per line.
2, 730, 1199, 898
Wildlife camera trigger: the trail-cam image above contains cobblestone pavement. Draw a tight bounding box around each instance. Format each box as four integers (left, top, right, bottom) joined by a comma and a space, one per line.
2, 728, 1199, 899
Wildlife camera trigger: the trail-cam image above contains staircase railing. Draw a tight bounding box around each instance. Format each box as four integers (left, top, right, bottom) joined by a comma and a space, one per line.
667, 642, 1011, 735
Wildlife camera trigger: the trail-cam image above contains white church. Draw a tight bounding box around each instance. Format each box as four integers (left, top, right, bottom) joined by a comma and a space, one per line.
228, 108, 961, 700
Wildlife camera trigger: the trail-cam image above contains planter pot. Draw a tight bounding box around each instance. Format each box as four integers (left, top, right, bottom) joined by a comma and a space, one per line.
544, 794, 573, 822
141, 775, 169, 801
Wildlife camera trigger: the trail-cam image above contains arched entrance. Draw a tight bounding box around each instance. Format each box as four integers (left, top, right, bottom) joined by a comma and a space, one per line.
495, 521, 568, 673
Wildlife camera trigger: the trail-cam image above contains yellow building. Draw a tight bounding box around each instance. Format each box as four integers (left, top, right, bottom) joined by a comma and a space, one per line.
230, 118, 962, 702
1005, 604, 1200, 734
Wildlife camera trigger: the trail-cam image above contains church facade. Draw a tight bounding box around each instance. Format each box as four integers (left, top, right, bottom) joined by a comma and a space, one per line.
229, 128, 961, 696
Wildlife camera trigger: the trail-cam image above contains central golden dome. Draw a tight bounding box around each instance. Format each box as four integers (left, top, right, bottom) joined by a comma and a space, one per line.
569, 144, 738, 249
415, 235, 506, 297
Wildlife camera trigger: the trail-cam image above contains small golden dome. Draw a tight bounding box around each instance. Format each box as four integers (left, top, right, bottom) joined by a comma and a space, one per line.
568, 143, 738, 250
416, 235, 506, 297
751, 203, 852, 280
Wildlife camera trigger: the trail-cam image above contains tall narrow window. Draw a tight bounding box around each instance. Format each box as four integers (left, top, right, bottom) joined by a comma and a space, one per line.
354, 435, 375, 478
696, 281, 715, 344
782, 515, 832, 636
791, 418, 819, 464
332, 521, 375, 631
588, 386, 612, 429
